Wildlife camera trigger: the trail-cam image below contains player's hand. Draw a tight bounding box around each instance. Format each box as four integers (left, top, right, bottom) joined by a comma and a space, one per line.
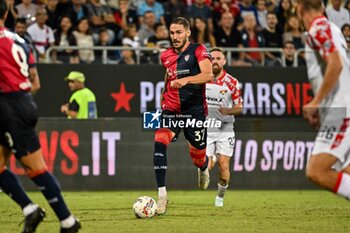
302, 100, 320, 129
170, 79, 188, 89
218, 107, 231, 115
61, 104, 68, 114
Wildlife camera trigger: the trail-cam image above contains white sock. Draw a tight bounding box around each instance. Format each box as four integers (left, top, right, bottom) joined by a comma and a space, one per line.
217, 183, 228, 198
158, 186, 167, 197
23, 203, 38, 216
335, 173, 350, 199
61, 215, 76, 228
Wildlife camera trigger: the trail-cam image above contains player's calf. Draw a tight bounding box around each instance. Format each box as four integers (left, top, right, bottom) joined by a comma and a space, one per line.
307, 153, 350, 199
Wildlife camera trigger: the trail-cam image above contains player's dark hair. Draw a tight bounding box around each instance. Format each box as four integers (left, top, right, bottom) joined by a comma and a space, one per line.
0, 0, 8, 20
297, 0, 323, 11
170, 17, 190, 30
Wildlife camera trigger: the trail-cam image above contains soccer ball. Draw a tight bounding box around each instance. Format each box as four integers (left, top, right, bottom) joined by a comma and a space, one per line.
133, 196, 157, 219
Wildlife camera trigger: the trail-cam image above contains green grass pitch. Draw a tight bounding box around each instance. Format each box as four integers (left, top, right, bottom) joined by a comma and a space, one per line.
1, 190, 350, 233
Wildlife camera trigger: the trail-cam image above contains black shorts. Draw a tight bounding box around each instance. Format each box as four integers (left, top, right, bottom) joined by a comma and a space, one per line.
0, 92, 41, 159
161, 110, 207, 149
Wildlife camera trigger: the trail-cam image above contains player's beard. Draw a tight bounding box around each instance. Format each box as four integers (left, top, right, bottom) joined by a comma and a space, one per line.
212, 64, 222, 76
173, 37, 187, 51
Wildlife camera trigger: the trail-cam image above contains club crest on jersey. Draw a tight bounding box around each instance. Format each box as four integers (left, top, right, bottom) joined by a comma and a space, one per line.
184, 54, 190, 61
220, 90, 228, 95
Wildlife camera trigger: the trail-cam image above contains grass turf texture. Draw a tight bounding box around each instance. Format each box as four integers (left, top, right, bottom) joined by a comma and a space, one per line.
0, 190, 350, 233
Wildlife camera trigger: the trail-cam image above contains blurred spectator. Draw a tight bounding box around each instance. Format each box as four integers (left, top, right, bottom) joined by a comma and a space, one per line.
276, 0, 293, 33
283, 15, 306, 50
122, 23, 141, 60
95, 28, 118, 63
54, 16, 79, 64
326, 0, 350, 29
345, 0, 350, 12
114, 0, 138, 31
214, 11, 244, 63
122, 23, 141, 47
5, 0, 18, 30
14, 18, 37, 60
27, 8, 55, 62
119, 46, 136, 64
184, 0, 212, 6
240, 13, 265, 66
145, 22, 170, 63
137, 10, 156, 45
137, 0, 165, 24
16, 0, 38, 24
341, 23, 350, 48
256, 0, 268, 29
147, 22, 170, 48
45, 0, 61, 30
130, 0, 145, 10
265, 0, 276, 12
163, 0, 188, 27
86, 0, 117, 44
262, 12, 282, 66
188, 0, 214, 32
191, 17, 216, 48
65, 0, 90, 26
212, 0, 240, 29
73, 18, 95, 63
280, 41, 305, 67
238, 0, 258, 26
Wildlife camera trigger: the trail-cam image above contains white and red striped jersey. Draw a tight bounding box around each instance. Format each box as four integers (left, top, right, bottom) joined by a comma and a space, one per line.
305, 16, 350, 116
0, 27, 35, 93
206, 70, 242, 123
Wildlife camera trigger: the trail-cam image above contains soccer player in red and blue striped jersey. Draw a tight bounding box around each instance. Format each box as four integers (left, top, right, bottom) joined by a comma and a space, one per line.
153, 17, 213, 214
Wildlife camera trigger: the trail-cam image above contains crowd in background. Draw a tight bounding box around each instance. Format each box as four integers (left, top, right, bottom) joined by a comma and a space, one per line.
5, 0, 350, 66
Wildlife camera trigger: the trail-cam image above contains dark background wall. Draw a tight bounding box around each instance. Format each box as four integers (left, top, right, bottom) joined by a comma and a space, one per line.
35, 65, 311, 118
14, 65, 317, 190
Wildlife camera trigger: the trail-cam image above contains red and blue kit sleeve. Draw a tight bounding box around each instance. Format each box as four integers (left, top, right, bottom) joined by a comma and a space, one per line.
194, 44, 211, 63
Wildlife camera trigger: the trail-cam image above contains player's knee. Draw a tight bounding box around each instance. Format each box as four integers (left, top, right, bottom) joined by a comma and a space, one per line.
189, 147, 206, 167
25, 167, 48, 178
154, 128, 173, 146
306, 165, 321, 183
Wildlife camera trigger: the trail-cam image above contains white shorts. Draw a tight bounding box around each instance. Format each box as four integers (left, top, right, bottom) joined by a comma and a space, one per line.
207, 123, 235, 158
312, 117, 350, 171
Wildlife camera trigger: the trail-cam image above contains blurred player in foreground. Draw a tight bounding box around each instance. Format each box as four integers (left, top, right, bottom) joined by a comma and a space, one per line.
297, 0, 350, 199
206, 48, 243, 207
154, 17, 213, 214
0, 1, 81, 232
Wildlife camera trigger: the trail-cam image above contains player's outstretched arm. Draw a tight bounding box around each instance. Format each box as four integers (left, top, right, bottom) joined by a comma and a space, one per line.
312, 51, 343, 105
29, 67, 41, 94
219, 102, 243, 116
302, 51, 343, 129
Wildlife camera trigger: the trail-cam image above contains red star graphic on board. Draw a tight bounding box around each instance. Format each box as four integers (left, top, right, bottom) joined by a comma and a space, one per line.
111, 82, 135, 112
